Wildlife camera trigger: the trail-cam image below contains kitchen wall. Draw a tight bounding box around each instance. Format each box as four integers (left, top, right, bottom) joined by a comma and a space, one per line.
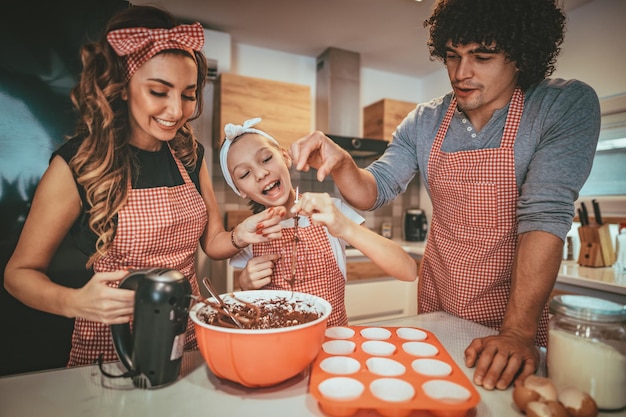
205, 0, 626, 236
0, 0, 130, 376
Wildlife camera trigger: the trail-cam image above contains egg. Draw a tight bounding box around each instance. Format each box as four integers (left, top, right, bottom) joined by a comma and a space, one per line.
546, 401, 570, 417
526, 400, 569, 417
512, 375, 560, 414
513, 385, 541, 413
523, 375, 558, 402
558, 386, 598, 417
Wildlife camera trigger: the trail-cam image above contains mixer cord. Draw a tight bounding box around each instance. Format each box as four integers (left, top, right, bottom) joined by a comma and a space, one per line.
96, 354, 139, 379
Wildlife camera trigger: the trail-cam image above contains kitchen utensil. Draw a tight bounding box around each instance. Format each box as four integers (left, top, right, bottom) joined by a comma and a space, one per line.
580, 202, 590, 226
577, 208, 586, 225
288, 186, 300, 289
403, 208, 428, 242
202, 277, 244, 329
615, 223, 626, 278
592, 199, 603, 225
577, 221, 616, 268
190, 289, 331, 387
108, 268, 192, 389
309, 325, 481, 417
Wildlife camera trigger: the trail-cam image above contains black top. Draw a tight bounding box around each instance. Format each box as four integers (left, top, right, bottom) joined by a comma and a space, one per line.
47, 136, 204, 287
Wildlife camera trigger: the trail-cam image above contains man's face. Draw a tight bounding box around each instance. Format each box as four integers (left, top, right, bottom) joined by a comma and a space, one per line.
444, 41, 519, 124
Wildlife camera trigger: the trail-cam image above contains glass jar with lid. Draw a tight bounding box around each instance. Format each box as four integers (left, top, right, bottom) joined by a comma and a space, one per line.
547, 295, 626, 410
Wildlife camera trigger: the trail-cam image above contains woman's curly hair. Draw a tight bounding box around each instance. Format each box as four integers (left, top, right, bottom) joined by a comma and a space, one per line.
424, 0, 566, 91
68, 5, 209, 266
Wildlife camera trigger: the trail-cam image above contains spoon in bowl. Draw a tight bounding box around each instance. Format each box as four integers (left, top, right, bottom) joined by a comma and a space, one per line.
202, 277, 244, 329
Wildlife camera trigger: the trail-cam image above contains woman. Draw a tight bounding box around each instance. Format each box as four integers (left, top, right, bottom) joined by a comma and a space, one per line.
4, 5, 283, 367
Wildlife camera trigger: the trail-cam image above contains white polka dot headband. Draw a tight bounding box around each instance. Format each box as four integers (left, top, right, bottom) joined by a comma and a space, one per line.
219, 117, 279, 196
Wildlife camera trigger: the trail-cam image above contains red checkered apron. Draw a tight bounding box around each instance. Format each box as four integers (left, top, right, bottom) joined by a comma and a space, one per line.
420, 88, 549, 346
252, 222, 348, 327
68, 146, 208, 366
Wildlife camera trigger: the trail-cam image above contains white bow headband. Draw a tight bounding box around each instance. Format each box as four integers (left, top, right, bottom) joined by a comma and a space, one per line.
219, 117, 279, 196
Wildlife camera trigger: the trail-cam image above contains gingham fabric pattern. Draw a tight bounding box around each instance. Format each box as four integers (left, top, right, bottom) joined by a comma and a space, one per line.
106, 22, 204, 80
68, 146, 208, 366
252, 222, 348, 327
419, 88, 549, 347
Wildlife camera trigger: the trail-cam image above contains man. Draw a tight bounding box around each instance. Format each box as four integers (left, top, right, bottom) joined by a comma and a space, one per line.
290, 0, 600, 390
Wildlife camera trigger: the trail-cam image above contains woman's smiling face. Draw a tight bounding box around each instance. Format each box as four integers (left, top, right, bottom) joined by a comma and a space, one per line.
125, 52, 198, 151
227, 133, 293, 206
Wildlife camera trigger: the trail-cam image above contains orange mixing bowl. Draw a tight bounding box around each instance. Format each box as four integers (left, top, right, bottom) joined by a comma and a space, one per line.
189, 289, 332, 387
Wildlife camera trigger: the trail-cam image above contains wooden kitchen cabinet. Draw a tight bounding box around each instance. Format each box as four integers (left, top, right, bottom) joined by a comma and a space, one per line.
212, 73, 311, 149
346, 258, 421, 282
345, 257, 420, 324
363, 98, 417, 141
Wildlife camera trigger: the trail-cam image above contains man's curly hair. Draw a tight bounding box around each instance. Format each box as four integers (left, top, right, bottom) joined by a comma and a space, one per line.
424, 0, 566, 91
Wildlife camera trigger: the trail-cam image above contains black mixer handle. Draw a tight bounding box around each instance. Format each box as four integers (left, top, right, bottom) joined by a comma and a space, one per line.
110, 270, 146, 373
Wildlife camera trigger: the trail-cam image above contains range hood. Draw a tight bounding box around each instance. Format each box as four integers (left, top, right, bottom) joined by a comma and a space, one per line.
316, 47, 388, 158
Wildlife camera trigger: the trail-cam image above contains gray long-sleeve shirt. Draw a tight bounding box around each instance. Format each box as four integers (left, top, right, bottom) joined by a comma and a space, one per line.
367, 78, 601, 241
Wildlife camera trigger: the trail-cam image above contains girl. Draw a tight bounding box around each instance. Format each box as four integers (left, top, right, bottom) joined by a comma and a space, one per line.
220, 118, 417, 326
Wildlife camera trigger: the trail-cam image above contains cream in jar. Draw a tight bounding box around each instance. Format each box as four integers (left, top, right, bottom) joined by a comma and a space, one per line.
547, 295, 626, 410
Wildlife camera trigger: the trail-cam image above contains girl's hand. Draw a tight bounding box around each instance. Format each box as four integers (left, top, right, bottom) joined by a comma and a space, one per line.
68, 270, 135, 324
238, 254, 279, 290
233, 207, 287, 247
292, 192, 352, 238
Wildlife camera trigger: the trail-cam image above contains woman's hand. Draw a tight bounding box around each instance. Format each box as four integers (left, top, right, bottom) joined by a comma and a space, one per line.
66, 271, 135, 324
233, 206, 287, 247
237, 254, 278, 290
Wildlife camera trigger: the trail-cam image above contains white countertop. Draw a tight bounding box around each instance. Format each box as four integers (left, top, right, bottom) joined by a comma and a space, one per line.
0, 313, 530, 417
558, 260, 626, 296
1, 312, 623, 417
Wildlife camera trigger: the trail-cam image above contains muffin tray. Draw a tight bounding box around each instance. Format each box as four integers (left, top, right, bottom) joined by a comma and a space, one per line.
309, 326, 481, 417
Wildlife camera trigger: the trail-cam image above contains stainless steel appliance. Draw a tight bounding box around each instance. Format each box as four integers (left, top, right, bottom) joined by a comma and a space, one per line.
316, 47, 389, 158
403, 208, 427, 242
107, 268, 192, 389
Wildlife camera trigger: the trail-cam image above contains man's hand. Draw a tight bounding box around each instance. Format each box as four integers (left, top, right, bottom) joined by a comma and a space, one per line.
464, 331, 540, 390
289, 131, 378, 210
289, 131, 349, 182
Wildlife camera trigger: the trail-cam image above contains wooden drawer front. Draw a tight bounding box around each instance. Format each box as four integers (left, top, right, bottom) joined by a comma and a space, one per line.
224, 210, 252, 231
213, 73, 311, 149
347, 261, 387, 281
347, 259, 421, 282
232, 270, 242, 292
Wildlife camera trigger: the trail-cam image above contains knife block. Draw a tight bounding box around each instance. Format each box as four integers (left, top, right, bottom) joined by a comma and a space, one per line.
577, 224, 615, 267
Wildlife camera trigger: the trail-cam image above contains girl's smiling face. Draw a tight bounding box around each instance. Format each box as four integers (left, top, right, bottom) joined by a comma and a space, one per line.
227, 133, 294, 207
